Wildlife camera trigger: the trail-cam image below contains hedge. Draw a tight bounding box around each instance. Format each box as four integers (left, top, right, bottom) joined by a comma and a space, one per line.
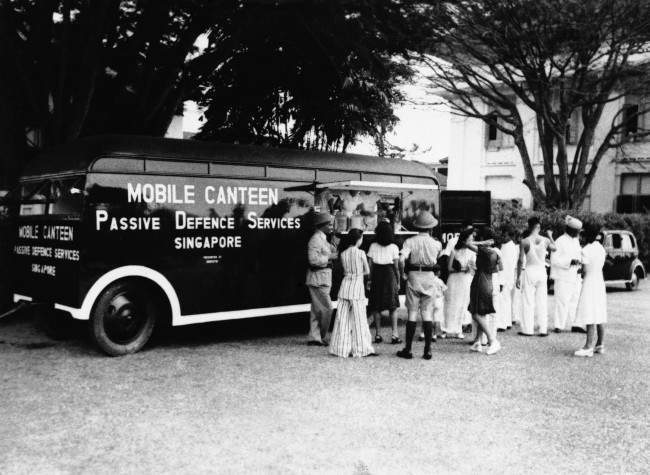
492, 199, 650, 267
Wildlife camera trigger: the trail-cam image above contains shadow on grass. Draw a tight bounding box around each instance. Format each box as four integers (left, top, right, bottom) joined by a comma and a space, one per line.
151, 313, 310, 350
1, 303, 314, 355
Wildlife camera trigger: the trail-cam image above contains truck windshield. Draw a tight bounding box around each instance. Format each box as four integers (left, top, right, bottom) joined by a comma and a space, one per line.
19, 176, 85, 217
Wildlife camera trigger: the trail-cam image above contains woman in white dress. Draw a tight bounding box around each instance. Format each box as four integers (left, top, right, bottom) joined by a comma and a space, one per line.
574, 227, 607, 357
443, 229, 477, 339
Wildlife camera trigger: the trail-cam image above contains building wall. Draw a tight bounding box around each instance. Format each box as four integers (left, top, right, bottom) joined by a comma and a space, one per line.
448, 95, 650, 212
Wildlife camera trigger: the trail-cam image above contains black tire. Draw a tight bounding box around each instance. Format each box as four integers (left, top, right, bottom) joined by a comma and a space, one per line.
626, 269, 642, 291
89, 280, 157, 356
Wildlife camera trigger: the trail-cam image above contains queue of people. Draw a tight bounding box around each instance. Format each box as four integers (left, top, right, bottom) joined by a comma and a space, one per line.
305, 211, 608, 359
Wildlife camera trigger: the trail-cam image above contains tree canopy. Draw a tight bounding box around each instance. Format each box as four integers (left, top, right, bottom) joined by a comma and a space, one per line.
427, 0, 650, 209
0, 0, 435, 185
193, 1, 433, 152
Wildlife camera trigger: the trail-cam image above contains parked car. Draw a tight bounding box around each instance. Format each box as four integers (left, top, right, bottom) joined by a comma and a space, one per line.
601, 230, 646, 290
546, 229, 645, 293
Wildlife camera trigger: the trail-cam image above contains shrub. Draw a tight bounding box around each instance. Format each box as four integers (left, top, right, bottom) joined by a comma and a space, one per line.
491, 199, 650, 267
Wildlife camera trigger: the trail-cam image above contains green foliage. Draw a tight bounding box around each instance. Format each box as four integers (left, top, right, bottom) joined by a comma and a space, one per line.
0, 1, 437, 185
491, 199, 650, 266
194, 1, 435, 151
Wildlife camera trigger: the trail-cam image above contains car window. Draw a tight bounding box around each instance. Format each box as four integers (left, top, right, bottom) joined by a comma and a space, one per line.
620, 234, 633, 251
603, 234, 613, 248
611, 233, 622, 249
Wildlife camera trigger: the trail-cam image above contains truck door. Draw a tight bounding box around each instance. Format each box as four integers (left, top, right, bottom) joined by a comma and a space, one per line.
439, 190, 491, 246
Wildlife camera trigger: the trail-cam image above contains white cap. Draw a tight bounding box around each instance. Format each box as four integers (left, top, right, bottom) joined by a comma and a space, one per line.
565, 215, 583, 230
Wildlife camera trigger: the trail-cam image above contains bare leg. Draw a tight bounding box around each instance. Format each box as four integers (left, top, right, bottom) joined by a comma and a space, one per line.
583, 324, 596, 349
595, 324, 605, 346
472, 313, 483, 343
373, 311, 381, 338
389, 309, 398, 338
473, 313, 495, 345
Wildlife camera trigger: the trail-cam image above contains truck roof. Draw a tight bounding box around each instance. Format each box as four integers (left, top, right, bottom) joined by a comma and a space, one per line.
21, 135, 437, 182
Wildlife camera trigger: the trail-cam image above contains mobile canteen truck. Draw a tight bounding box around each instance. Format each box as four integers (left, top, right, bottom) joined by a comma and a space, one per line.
11, 136, 490, 355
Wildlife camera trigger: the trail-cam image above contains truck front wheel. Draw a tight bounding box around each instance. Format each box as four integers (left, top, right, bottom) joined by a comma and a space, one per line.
90, 280, 157, 356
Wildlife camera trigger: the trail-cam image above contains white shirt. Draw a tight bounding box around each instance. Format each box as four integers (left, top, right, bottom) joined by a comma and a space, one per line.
367, 243, 399, 265
550, 234, 582, 282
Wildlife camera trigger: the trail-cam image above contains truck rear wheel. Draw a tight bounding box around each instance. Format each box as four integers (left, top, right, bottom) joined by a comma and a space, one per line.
90, 280, 157, 356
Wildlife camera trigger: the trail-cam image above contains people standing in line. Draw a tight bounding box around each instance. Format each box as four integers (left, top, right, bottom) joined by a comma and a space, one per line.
468, 228, 503, 355
551, 216, 583, 333
443, 228, 477, 339
516, 217, 557, 337
498, 226, 519, 331
367, 221, 402, 345
306, 212, 337, 346
396, 211, 441, 360
329, 229, 377, 358
574, 228, 608, 357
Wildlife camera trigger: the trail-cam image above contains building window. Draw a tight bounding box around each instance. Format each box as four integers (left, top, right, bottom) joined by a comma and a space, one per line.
622, 96, 649, 142
485, 112, 514, 150
617, 173, 650, 213
487, 113, 498, 141
565, 109, 582, 145
623, 104, 639, 136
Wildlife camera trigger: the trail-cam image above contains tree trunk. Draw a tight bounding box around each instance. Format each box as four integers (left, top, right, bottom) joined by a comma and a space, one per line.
513, 129, 545, 206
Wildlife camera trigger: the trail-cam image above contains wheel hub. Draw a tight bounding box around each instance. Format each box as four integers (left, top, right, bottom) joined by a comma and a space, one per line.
104, 292, 146, 344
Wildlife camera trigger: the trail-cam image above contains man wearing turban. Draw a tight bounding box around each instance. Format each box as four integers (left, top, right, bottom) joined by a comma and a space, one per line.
550, 216, 583, 332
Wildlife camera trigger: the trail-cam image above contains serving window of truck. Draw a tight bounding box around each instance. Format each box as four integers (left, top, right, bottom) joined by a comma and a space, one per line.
11, 136, 488, 356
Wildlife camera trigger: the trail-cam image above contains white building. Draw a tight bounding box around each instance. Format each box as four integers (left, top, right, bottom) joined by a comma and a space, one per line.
447, 95, 650, 213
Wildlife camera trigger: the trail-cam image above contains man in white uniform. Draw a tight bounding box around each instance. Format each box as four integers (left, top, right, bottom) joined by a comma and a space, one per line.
551, 216, 583, 332
497, 226, 519, 330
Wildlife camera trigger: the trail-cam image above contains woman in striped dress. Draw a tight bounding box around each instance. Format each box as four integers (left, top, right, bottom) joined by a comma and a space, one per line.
329, 228, 377, 358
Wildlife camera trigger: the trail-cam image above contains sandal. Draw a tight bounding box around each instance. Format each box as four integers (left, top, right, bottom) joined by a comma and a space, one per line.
374, 335, 383, 344
390, 336, 402, 345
